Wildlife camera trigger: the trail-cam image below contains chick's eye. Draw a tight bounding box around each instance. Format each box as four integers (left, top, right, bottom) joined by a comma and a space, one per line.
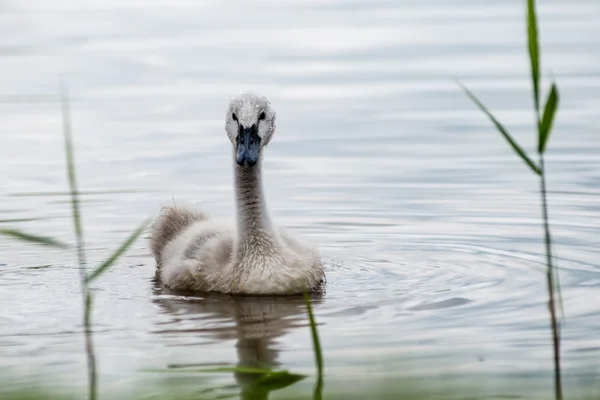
258, 112, 266, 121
232, 113, 238, 121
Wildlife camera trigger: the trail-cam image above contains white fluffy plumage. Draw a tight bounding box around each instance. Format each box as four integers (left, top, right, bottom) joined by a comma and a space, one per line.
149, 92, 324, 295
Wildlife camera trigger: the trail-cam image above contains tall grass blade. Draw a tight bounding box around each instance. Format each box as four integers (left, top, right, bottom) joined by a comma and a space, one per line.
538, 83, 559, 153
527, 0, 540, 113
87, 219, 150, 283
0, 228, 68, 249
60, 81, 96, 400
459, 82, 541, 175
303, 293, 323, 400
60, 83, 86, 271
461, 2, 562, 399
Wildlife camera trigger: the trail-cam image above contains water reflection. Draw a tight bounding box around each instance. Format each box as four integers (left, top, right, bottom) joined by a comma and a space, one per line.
152, 279, 323, 399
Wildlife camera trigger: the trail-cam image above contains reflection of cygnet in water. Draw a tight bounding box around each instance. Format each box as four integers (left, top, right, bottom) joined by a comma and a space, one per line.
152, 282, 323, 399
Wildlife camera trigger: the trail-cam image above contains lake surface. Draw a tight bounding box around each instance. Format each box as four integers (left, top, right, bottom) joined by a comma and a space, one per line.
0, 0, 599, 398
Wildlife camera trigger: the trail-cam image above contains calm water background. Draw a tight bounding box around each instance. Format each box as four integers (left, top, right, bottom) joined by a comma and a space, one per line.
1, 0, 599, 398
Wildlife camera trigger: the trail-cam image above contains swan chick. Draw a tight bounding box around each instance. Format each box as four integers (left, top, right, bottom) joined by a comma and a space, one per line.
150, 92, 324, 295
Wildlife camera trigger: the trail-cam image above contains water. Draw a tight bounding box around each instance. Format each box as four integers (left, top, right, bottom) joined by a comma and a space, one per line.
1, 0, 599, 398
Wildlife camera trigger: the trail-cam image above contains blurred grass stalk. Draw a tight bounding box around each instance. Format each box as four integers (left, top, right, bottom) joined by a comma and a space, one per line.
304, 293, 324, 400
60, 84, 149, 400
0, 83, 148, 400
459, 0, 562, 399
60, 83, 98, 400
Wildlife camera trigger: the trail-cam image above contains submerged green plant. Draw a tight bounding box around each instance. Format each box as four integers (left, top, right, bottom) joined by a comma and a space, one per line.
147, 364, 306, 399
0, 84, 149, 400
459, 0, 562, 399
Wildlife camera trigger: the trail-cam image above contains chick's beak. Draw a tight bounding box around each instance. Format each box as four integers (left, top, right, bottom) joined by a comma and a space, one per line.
236, 124, 260, 166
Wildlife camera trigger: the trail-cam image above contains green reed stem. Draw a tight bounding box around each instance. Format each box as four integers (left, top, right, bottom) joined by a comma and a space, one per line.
60, 82, 97, 400
539, 156, 562, 400
303, 293, 323, 400
461, 1, 562, 398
